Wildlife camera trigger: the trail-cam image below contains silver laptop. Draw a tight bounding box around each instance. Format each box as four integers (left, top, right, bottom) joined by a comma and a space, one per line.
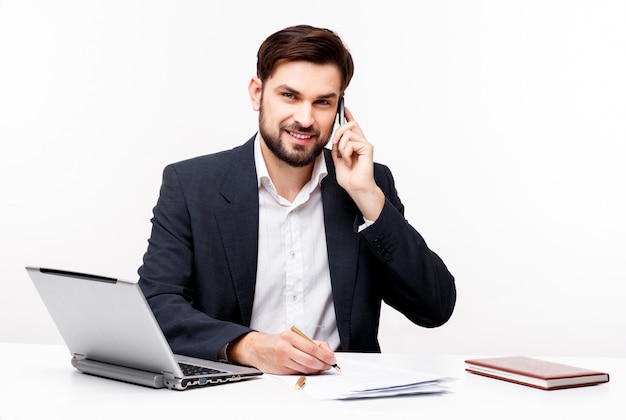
26, 266, 262, 390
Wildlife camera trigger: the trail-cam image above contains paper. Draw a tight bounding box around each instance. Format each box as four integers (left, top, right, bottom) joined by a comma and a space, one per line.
274, 357, 448, 400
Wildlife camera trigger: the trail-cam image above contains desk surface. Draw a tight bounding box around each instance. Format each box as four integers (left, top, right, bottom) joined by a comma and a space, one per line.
0, 343, 622, 420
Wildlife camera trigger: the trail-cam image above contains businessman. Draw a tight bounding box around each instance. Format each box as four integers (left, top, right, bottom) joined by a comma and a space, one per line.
138, 24, 456, 375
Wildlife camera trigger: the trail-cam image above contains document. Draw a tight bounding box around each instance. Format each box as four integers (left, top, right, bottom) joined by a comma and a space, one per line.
274, 357, 448, 400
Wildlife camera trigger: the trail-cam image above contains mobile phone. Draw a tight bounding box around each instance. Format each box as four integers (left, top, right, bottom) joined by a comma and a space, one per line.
335, 98, 345, 158
337, 97, 346, 126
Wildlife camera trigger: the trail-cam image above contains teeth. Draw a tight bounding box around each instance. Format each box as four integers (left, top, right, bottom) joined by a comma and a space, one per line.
290, 132, 312, 140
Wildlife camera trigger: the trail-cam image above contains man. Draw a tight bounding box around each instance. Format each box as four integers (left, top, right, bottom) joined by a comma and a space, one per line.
138, 25, 456, 375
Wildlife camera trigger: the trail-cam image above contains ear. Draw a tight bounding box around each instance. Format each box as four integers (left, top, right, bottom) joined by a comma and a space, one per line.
248, 77, 262, 111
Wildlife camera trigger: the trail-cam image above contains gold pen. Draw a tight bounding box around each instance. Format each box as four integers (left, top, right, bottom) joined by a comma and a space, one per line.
290, 326, 342, 372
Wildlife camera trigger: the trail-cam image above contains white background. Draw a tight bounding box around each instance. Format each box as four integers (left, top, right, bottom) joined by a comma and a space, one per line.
1, 0, 624, 357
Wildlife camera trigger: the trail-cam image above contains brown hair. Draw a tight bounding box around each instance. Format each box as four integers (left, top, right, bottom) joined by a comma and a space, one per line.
256, 25, 354, 92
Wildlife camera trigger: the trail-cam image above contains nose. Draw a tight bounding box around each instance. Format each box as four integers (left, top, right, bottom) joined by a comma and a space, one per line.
293, 103, 314, 127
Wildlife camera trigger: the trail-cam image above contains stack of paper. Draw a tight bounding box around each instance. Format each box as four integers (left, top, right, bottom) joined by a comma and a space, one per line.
276, 358, 448, 400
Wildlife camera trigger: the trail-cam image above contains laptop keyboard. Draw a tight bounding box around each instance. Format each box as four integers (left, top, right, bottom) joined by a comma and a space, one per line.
179, 362, 226, 377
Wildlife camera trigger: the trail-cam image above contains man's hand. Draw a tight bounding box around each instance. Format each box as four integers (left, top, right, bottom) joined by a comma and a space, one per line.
331, 107, 385, 222
227, 330, 337, 375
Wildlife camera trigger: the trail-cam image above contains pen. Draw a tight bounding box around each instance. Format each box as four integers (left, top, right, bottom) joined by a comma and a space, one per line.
290, 326, 342, 372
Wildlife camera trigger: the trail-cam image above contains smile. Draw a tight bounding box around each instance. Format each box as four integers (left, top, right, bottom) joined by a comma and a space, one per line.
288, 131, 313, 140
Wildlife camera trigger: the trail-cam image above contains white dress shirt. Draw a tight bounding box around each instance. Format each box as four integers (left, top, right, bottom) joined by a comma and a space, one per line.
250, 136, 341, 350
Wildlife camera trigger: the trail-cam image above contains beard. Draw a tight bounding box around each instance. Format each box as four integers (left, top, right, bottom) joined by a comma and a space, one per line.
258, 103, 329, 168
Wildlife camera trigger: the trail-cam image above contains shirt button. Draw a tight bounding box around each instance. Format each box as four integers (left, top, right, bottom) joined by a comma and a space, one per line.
289, 251, 296, 258
291, 294, 298, 301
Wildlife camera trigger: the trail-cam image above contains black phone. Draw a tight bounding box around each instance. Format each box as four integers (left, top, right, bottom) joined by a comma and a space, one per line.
337, 97, 346, 126
335, 98, 345, 158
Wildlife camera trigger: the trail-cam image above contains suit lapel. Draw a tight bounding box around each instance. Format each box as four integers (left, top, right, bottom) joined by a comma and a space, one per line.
214, 139, 259, 326
321, 149, 361, 350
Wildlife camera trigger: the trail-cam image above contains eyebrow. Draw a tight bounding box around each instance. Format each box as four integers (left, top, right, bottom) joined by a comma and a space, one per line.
275, 84, 338, 101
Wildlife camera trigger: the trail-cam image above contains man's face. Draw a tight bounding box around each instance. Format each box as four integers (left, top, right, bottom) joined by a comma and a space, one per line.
250, 61, 342, 168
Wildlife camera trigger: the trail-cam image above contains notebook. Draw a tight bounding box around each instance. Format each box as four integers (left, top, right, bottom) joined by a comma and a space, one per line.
465, 356, 609, 390
26, 266, 262, 390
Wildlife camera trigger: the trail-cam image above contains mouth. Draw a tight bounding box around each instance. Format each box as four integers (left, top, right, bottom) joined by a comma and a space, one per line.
287, 130, 314, 143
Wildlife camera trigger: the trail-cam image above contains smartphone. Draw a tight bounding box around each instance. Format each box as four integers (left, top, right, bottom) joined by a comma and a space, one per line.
337, 97, 346, 126
335, 98, 345, 158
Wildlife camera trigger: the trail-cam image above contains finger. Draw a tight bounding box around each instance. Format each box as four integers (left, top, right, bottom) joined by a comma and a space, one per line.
333, 138, 343, 159
315, 341, 334, 353
332, 118, 357, 145
333, 129, 357, 165
344, 106, 354, 123
290, 336, 336, 370
292, 352, 333, 374
311, 341, 338, 368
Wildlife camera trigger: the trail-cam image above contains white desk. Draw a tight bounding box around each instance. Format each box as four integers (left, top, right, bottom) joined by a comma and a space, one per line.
0, 343, 622, 419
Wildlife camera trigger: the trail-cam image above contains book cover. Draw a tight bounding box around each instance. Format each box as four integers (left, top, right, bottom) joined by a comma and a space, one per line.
465, 356, 609, 390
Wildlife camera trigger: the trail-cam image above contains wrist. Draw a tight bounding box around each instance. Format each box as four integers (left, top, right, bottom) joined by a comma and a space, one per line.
227, 331, 259, 366
352, 186, 385, 222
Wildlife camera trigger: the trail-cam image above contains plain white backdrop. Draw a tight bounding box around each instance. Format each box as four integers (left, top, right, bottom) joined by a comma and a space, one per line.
1, 0, 625, 357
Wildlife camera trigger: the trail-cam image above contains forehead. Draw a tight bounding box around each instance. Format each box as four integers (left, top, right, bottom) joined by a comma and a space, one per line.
265, 60, 342, 96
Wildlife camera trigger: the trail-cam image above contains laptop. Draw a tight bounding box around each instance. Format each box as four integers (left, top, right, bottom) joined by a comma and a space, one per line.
26, 266, 262, 390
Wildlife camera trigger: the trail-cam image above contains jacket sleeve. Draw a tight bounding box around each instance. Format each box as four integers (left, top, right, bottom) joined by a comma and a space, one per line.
360, 164, 456, 327
138, 163, 252, 361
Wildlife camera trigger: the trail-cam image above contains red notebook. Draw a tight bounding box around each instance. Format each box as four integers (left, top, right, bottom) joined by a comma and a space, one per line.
465, 356, 610, 390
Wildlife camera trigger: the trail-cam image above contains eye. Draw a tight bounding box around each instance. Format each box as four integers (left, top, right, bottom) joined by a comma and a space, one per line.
282, 92, 296, 100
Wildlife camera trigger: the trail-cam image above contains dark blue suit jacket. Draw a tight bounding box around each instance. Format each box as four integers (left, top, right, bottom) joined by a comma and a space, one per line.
138, 136, 456, 361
